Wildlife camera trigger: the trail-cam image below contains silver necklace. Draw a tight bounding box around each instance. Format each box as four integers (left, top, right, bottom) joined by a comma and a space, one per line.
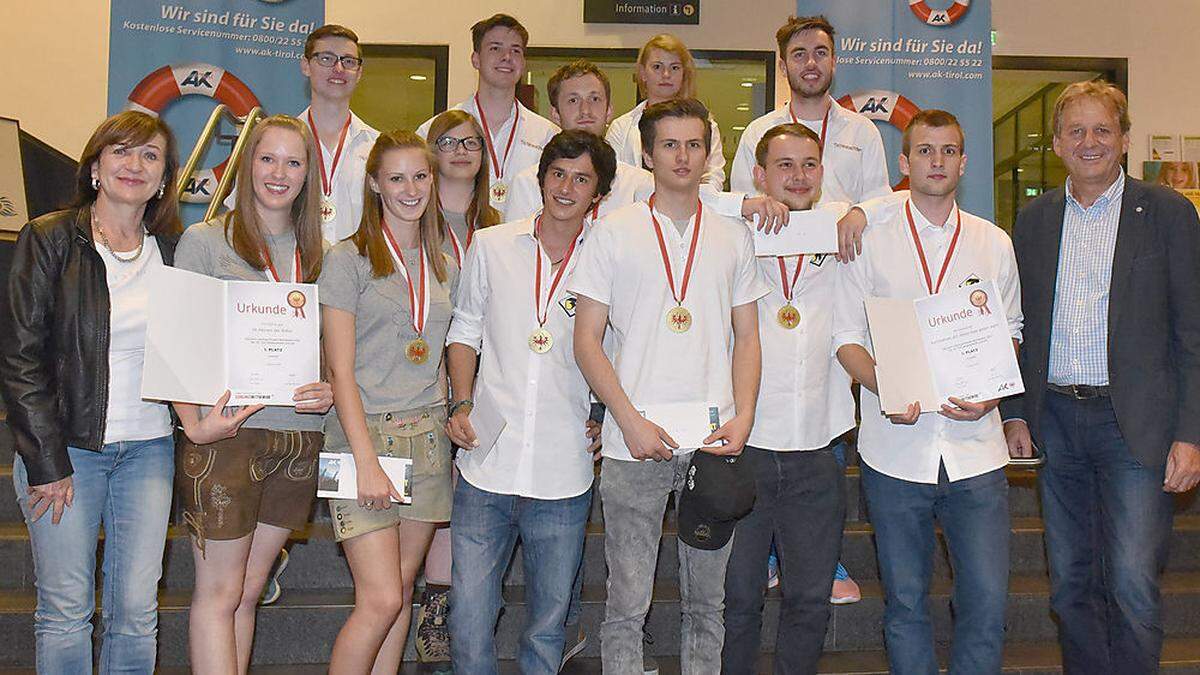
92, 208, 145, 263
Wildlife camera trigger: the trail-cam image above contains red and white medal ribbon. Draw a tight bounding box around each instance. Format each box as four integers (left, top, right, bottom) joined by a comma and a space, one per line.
776, 255, 807, 303
439, 199, 476, 267
648, 194, 703, 310
262, 245, 302, 283
905, 199, 962, 295
306, 111, 352, 201
474, 94, 520, 181
533, 215, 582, 328
381, 223, 430, 337
790, 100, 831, 150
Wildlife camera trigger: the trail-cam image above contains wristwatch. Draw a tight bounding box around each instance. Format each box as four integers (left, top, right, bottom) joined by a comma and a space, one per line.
449, 399, 474, 417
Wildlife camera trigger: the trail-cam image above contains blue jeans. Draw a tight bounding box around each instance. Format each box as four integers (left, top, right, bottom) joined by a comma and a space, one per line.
1039, 391, 1174, 675
449, 478, 591, 675
12, 436, 175, 675
862, 462, 1009, 675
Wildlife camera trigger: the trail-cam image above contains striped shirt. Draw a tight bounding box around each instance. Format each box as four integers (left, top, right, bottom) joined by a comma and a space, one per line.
1048, 172, 1125, 386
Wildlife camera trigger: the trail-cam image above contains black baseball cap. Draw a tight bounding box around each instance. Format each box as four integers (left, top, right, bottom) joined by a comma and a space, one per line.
677, 450, 756, 550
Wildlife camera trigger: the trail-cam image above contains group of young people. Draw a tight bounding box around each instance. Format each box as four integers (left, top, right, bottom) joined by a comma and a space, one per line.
5, 9, 1199, 675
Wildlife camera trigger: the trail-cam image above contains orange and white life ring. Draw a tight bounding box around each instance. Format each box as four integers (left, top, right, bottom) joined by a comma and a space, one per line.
908, 0, 970, 26
838, 90, 922, 190
126, 63, 261, 203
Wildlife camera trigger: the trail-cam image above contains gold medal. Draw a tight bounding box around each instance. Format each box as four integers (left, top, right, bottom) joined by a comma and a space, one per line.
405, 337, 430, 364
777, 304, 800, 329
320, 197, 336, 224
528, 327, 554, 353
667, 306, 693, 333
490, 181, 508, 204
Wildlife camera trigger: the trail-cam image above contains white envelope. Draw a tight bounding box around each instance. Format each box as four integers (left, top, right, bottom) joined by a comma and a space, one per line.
634, 401, 732, 452
316, 453, 413, 504
751, 203, 848, 256
466, 386, 508, 463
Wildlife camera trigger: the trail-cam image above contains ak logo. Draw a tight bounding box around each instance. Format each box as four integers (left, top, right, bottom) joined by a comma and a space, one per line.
181, 70, 215, 89
184, 177, 212, 196
858, 97, 891, 115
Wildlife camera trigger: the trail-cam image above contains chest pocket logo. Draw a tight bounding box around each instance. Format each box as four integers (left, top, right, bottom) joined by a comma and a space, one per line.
958, 274, 982, 288
559, 294, 578, 318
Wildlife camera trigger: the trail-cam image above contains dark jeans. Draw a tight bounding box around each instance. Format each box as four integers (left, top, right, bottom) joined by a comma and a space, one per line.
722, 445, 844, 674
1039, 391, 1175, 675
862, 462, 1010, 675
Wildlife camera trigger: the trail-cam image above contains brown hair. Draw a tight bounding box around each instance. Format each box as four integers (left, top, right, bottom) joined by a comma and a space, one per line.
471, 14, 529, 52
636, 34, 697, 100
755, 123, 823, 167
352, 131, 448, 283
776, 15, 836, 56
547, 60, 612, 111
224, 115, 323, 282
1052, 80, 1131, 137
638, 98, 713, 156
424, 110, 501, 230
901, 109, 965, 155
305, 24, 360, 58
75, 110, 182, 238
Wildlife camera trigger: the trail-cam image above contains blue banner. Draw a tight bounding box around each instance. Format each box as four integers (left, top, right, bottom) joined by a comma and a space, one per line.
800, 0, 993, 218
108, 0, 324, 222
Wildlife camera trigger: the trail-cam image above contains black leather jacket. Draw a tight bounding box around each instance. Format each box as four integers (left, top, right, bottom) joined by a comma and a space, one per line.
0, 208, 177, 486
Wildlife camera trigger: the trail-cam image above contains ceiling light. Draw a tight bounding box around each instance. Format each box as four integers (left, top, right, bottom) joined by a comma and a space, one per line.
409, 74, 428, 81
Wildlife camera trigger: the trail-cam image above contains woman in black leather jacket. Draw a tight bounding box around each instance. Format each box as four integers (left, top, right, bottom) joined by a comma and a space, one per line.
0, 110, 182, 673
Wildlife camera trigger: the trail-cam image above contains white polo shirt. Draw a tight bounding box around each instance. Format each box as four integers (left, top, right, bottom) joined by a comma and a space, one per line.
605, 101, 727, 188
418, 97, 559, 211
569, 199, 770, 461
832, 195, 1023, 484
446, 217, 594, 499
750, 205, 855, 452
730, 97, 891, 204
226, 109, 379, 245
503, 159, 746, 224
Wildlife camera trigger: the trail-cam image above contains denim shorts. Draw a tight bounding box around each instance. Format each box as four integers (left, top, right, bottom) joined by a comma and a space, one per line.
324, 405, 452, 541
177, 429, 322, 553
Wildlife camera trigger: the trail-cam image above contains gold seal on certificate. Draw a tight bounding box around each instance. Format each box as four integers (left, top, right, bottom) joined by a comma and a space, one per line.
287, 290, 307, 318
490, 181, 508, 204
528, 327, 553, 353
777, 304, 800, 329
667, 306, 693, 333
405, 337, 430, 364
320, 197, 336, 224
969, 289, 992, 314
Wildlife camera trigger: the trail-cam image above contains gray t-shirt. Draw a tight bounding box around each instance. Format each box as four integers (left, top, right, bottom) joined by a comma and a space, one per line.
175, 218, 327, 432
441, 210, 472, 263
317, 239, 458, 413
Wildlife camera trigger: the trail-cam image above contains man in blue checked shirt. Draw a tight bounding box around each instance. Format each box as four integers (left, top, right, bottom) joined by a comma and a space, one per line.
1003, 80, 1200, 675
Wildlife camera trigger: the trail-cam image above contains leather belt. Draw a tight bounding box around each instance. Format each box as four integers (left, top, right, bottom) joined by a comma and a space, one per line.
1047, 383, 1111, 399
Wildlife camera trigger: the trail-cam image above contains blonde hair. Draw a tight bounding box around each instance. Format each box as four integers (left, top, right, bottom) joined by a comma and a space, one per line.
1052, 80, 1130, 137
636, 34, 697, 100
424, 110, 501, 230
352, 130, 448, 283
1156, 161, 1196, 189
226, 115, 323, 282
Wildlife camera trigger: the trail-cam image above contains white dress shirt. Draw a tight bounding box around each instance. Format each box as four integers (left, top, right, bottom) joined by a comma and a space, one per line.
226, 108, 379, 245
730, 98, 892, 203
446, 217, 594, 499
503, 159, 746, 224
750, 225, 855, 452
832, 195, 1023, 483
605, 101, 727, 188
418, 97, 559, 211
569, 200, 771, 461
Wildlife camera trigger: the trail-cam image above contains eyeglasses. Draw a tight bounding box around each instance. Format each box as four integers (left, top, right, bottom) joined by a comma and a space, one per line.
435, 135, 485, 153
309, 52, 363, 71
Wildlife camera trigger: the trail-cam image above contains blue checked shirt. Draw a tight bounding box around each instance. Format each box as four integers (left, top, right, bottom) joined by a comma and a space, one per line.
1048, 173, 1126, 385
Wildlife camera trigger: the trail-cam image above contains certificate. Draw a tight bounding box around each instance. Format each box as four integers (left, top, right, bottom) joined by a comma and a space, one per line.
634, 401, 732, 452
466, 385, 508, 463
865, 280, 1023, 414
751, 202, 848, 256
316, 453, 413, 504
141, 266, 320, 406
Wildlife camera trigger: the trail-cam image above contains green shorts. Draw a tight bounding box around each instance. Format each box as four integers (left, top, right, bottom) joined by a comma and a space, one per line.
323, 404, 452, 541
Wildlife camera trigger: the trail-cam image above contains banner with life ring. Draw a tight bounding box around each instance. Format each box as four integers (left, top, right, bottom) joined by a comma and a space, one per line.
107, 0, 324, 220
799, 0, 994, 219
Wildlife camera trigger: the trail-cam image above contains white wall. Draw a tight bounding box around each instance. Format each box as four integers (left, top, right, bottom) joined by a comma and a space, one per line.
3, 0, 1196, 174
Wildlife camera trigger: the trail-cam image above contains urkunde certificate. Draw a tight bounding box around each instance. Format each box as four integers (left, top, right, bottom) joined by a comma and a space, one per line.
141, 267, 320, 406
866, 280, 1023, 414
